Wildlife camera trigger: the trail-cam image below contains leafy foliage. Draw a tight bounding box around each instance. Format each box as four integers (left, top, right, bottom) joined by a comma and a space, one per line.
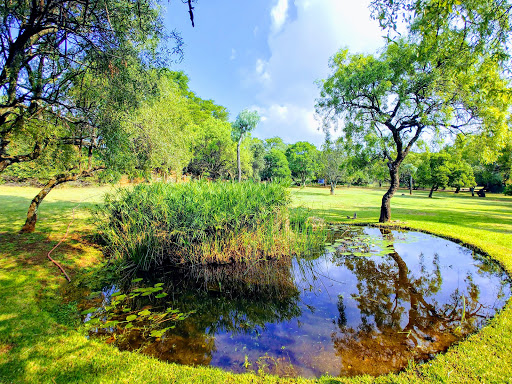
261, 148, 292, 182
0, 0, 185, 172
285, 141, 320, 186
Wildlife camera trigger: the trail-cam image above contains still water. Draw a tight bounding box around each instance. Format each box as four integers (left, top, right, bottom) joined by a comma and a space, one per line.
83, 226, 511, 378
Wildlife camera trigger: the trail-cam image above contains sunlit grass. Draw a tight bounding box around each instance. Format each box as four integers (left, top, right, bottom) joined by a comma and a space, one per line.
1, 184, 512, 383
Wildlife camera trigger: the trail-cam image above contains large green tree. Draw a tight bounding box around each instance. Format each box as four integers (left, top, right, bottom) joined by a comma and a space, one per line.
316, 35, 510, 222
0, 0, 193, 173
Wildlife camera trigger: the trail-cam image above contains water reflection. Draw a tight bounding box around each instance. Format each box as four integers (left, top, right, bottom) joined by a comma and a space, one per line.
85, 227, 511, 378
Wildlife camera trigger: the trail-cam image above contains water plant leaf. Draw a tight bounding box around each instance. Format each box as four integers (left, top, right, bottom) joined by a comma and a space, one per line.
155, 293, 168, 298
131, 278, 143, 283
104, 320, 119, 328
149, 328, 169, 338
111, 291, 122, 297
138, 309, 151, 316
81, 307, 97, 315
126, 315, 137, 322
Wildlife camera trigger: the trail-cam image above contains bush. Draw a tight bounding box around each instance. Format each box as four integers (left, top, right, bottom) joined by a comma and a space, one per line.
504, 184, 512, 196
96, 181, 324, 270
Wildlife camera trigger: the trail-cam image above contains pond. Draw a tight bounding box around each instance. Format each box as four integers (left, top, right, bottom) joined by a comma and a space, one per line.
81, 226, 511, 378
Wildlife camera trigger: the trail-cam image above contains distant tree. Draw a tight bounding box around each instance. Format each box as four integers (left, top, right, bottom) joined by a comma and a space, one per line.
417, 153, 451, 198
264, 137, 287, 153
450, 162, 476, 194
232, 110, 260, 182
285, 141, 320, 187
261, 148, 291, 182
320, 134, 346, 194
416, 152, 475, 198
250, 138, 266, 181
186, 118, 234, 180
401, 163, 417, 195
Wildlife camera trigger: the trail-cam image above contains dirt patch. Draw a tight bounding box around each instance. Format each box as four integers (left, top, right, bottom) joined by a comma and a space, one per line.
0, 344, 14, 354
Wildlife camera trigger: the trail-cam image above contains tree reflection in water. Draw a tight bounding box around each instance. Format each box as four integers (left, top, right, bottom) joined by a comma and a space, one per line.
86, 227, 510, 378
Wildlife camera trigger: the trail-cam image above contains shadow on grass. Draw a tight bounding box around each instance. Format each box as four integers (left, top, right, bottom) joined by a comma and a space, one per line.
0, 193, 100, 234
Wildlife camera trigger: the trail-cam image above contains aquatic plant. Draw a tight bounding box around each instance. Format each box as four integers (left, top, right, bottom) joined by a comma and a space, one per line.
82, 281, 193, 341
95, 181, 325, 269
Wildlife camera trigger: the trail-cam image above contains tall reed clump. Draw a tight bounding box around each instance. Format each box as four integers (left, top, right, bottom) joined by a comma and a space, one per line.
95, 181, 325, 270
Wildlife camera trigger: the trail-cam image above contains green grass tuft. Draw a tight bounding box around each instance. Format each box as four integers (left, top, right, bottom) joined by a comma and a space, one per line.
96, 181, 324, 269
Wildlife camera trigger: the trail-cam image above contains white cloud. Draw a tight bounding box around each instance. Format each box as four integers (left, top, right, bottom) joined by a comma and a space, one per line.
253, 103, 323, 146
246, 0, 385, 146
255, 58, 271, 84
270, 0, 289, 34
230, 48, 237, 60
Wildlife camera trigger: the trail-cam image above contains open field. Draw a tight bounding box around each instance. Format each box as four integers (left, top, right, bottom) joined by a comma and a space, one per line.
1, 184, 511, 383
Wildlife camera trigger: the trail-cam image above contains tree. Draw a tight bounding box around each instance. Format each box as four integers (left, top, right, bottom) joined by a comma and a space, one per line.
0, 0, 192, 173
124, 73, 201, 180
416, 152, 475, 197
320, 134, 346, 194
249, 138, 266, 181
401, 163, 417, 195
261, 148, 291, 182
231, 109, 260, 182
187, 118, 234, 180
264, 137, 287, 153
16, 62, 161, 232
285, 141, 319, 187
416, 153, 452, 198
316, 36, 510, 222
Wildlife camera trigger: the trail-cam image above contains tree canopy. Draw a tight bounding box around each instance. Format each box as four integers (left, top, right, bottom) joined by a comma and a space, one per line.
0, 0, 191, 172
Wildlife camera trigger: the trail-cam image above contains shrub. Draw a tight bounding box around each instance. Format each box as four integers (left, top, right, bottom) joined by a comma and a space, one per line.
504, 184, 512, 196
96, 181, 324, 270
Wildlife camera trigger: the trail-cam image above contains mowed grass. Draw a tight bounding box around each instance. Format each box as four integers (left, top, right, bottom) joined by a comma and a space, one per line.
0, 184, 511, 383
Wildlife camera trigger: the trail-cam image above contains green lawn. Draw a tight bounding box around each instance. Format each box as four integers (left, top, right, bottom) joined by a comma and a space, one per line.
1, 184, 511, 383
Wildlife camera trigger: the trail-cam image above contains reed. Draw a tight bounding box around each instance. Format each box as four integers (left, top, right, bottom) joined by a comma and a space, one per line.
95, 181, 324, 270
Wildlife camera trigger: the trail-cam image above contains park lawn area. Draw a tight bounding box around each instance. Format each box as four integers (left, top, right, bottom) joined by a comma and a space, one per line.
0, 184, 511, 383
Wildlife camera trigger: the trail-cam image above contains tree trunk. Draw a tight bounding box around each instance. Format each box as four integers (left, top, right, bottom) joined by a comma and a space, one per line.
409, 175, 413, 195
379, 162, 400, 223
455, 186, 460, 193
330, 182, 336, 195
237, 137, 242, 183
20, 168, 103, 233
428, 184, 435, 198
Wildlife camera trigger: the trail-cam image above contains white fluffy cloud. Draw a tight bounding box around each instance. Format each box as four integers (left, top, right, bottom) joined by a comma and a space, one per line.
270, 0, 289, 34
249, 0, 384, 146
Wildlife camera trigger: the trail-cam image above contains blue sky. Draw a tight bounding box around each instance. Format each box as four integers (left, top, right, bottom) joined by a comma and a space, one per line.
164, 0, 386, 147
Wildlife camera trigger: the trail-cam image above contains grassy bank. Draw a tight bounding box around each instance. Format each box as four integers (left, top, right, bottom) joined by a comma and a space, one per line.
0, 184, 511, 383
